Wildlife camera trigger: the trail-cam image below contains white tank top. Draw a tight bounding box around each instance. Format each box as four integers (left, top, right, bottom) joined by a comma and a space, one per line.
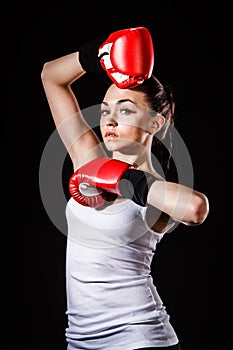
65, 197, 179, 350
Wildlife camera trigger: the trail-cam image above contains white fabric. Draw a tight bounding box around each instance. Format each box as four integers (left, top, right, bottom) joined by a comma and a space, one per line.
65, 197, 178, 349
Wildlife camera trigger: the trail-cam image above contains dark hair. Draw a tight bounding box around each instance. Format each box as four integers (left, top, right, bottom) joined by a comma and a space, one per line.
132, 75, 175, 173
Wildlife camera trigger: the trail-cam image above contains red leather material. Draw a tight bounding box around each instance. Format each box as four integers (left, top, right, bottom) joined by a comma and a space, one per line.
69, 158, 132, 208
98, 27, 154, 89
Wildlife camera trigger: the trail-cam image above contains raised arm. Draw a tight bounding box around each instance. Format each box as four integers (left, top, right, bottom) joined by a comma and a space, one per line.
41, 52, 106, 171
41, 27, 154, 171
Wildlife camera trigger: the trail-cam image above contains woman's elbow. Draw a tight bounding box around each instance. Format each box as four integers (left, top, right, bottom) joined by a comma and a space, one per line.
189, 193, 209, 225
41, 62, 50, 82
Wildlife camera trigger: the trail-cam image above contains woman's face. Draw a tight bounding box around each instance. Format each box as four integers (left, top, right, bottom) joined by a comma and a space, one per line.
100, 84, 153, 153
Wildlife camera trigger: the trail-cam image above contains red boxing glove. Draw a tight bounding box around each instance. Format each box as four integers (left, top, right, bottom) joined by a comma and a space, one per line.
98, 27, 154, 89
69, 158, 155, 209
69, 158, 132, 208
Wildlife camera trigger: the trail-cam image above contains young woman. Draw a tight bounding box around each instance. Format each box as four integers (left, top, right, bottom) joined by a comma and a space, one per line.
41, 27, 209, 350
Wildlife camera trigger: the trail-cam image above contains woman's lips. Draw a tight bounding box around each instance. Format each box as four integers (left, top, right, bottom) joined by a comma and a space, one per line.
104, 132, 119, 139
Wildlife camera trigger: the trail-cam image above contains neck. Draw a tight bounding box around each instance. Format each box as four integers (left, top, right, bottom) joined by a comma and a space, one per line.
112, 148, 155, 174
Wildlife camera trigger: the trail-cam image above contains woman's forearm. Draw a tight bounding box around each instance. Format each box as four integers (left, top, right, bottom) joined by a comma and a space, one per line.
147, 180, 209, 226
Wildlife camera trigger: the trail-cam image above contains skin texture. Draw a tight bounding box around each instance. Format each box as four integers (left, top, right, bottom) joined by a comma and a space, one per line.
41, 51, 209, 233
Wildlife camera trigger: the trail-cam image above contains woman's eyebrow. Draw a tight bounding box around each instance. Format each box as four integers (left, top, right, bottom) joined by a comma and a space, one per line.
102, 99, 135, 106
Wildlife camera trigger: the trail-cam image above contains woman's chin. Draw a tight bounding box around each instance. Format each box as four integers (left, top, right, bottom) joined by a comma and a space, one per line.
103, 139, 140, 153
104, 140, 121, 151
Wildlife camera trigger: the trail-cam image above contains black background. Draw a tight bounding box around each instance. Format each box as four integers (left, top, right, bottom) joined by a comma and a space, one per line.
8, 2, 227, 350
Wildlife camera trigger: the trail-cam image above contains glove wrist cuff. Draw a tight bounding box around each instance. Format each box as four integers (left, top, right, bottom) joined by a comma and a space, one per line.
120, 169, 155, 207
78, 37, 106, 73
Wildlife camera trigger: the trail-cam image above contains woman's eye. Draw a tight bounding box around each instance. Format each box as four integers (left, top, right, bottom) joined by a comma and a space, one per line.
120, 108, 134, 115
100, 109, 110, 116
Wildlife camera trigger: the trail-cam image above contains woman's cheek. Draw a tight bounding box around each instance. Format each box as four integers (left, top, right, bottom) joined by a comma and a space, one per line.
122, 125, 147, 141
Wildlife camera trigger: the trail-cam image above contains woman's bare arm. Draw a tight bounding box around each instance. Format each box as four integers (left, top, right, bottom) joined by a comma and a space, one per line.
41, 52, 106, 170
147, 180, 209, 226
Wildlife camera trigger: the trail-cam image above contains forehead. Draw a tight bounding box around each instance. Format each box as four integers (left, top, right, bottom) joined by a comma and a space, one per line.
103, 84, 147, 106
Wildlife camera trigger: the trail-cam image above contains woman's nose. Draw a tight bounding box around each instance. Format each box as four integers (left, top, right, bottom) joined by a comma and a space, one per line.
104, 113, 118, 127
105, 120, 118, 127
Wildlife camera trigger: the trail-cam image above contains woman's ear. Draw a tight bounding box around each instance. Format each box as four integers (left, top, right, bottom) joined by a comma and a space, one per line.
148, 113, 165, 134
